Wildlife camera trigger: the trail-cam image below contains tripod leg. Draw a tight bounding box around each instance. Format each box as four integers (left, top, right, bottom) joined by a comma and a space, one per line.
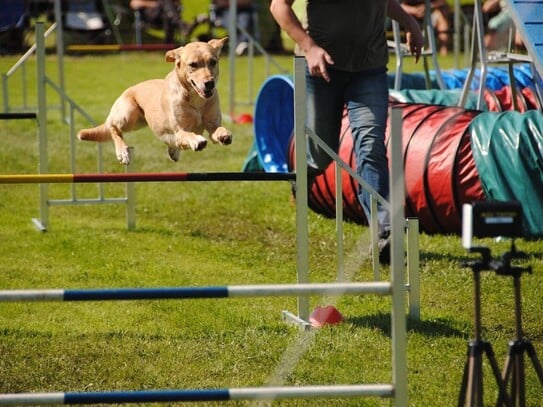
513, 347, 526, 407
497, 353, 513, 407
525, 341, 543, 385
482, 342, 512, 407
458, 356, 471, 407
459, 342, 483, 407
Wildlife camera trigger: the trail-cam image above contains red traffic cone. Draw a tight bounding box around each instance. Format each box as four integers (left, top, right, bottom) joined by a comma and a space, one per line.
309, 305, 344, 328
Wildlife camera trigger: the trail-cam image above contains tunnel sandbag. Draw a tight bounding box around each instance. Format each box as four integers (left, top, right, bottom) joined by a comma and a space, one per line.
469, 110, 543, 237
288, 102, 487, 233
252, 75, 294, 173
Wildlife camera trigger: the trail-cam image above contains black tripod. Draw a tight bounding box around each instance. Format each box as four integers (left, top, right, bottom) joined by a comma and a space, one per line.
494, 246, 543, 407
458, 247, 512, 407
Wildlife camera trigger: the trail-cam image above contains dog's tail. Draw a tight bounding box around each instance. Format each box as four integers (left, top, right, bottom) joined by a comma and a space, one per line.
78, 124, 111, 142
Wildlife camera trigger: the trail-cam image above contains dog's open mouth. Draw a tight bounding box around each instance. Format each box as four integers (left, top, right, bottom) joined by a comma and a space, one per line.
191, 80, 215, 99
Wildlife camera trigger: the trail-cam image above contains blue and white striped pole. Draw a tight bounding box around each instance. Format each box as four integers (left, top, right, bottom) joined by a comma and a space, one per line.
0, 283, 391, 302
0, 385, 394, 405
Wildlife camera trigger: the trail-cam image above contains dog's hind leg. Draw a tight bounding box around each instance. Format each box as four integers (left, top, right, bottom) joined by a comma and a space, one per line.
109, 125, 131, 165
78, 123, 111, 142
168, 146, 180, 162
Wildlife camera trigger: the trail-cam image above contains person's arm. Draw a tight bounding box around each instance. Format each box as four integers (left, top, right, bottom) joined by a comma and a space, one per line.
130, 0, 158, 10
269, 0, 334, 81
482, 0, 502, 14
388, 0, 424, 62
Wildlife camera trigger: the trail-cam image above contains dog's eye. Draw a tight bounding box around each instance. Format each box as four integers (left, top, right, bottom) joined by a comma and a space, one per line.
188, 62, 198, 70
209, 59, 217, 68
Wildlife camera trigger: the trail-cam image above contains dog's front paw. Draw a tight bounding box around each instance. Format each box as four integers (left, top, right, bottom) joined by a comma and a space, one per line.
176, 134, 208, 152
188, 135, 208, 151
116, 146, 131, 165
211, 127, 233, 145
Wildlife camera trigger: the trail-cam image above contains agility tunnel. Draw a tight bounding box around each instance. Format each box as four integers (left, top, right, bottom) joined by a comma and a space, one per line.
246, 75, 543, 236
243, 75, 294, 173
286, 103, 486, 235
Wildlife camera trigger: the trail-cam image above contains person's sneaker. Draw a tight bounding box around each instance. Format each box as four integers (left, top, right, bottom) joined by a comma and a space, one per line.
235, 41, 249, 56
377, 233, 391, 265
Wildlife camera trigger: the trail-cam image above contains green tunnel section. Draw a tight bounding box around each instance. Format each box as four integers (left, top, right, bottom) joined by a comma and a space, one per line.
469, 111, 543, 237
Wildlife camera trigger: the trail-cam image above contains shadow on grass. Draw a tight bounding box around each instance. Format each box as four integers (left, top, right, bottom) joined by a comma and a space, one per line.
345, 311, 467, 339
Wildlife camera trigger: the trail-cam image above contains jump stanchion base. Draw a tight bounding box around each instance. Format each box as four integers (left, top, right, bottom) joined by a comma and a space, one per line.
31, 218, 47, 232
281, 310, 312, 331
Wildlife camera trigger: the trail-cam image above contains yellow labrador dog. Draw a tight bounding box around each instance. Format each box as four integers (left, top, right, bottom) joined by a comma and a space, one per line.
78, 37, 232, 165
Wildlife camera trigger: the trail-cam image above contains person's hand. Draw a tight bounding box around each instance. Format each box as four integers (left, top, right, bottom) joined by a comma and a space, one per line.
304, 44, 334, 82
406, 26, 424, 62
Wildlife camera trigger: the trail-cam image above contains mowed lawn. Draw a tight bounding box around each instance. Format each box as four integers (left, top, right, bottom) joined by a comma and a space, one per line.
1, 49, 542, 407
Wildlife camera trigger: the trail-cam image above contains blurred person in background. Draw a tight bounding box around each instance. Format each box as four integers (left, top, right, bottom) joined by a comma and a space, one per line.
130, 0, 181, 43
400, 0, 451, 56
212, 0, 256, 55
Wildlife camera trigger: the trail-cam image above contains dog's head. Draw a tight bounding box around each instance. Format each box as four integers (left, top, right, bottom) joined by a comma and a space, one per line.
165, 37, 228, 99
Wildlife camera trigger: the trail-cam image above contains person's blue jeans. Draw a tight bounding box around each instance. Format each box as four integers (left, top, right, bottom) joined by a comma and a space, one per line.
305, 64, 390, 235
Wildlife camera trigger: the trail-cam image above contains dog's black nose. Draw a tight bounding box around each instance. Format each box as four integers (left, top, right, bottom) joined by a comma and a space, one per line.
204, 80, 215, 91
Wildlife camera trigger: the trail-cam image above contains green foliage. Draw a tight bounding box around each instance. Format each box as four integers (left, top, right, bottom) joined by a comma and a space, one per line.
0, 51, 542, 407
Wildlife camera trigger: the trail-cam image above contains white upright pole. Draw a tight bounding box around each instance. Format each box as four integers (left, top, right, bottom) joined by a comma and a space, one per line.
53, 0, 66, 121
294, 56, 309, 322
34, 22, 49, 232
228, 1, 237, 118
390, 106, 408, 406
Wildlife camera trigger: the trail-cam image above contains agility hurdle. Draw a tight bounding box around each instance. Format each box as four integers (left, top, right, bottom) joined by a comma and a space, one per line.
0, 282, 390, 302
65, 44, 177, 53
0, 172, 295, 184
2, 22, 134, 232
0, 385, 393, 405
0, 57, 413, 406
0, 113, 37, 120
290, 57, 411, 405
0, 282, 392, 405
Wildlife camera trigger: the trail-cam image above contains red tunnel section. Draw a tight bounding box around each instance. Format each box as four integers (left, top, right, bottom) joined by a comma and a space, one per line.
288, 102, 487, 234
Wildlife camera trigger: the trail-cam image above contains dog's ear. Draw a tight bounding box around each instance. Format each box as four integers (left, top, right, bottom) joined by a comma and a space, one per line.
165, 47, 183, 63
208, 37, 228, 54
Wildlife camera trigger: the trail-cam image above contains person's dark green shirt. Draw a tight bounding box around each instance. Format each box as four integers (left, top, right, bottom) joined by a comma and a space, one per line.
306, 0, 389, 72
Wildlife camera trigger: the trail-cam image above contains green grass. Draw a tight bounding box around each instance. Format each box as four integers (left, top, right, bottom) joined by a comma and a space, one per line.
1, 49, 542, 407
